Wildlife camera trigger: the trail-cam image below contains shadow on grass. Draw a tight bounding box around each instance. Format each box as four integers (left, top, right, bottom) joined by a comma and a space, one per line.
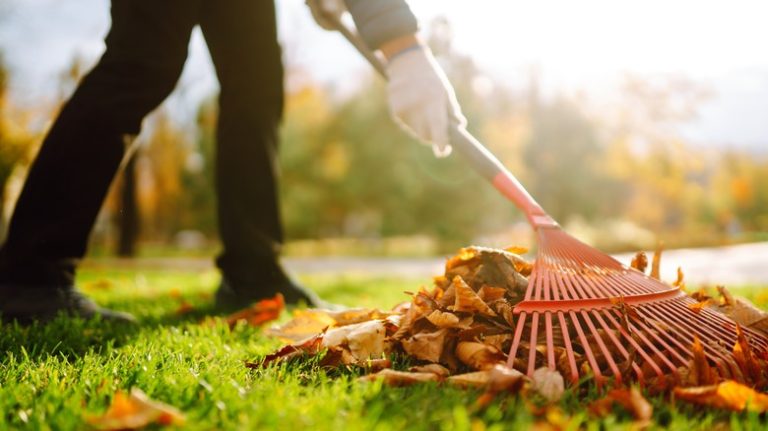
0, 297, 229, 362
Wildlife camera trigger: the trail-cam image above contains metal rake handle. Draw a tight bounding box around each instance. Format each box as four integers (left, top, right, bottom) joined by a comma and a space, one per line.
323, 14, 557, 229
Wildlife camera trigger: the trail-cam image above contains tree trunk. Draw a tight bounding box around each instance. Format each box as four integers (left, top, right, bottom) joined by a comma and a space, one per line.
116, 155, 140, 257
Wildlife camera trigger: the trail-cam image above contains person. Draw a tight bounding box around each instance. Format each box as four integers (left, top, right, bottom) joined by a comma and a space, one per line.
0, 0, 465, 323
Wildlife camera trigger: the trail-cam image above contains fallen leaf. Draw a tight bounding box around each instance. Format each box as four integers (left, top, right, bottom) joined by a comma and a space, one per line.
589, 387, 652, 428
345, 320, 387, 361
359, 369, 439, 386
86, 388, 185, 430
630, 252, 648, 273
409, 363, 451, 377
453, 276, 497, 317
531, 367, 565, 403
732, 324, 765, 386
478, 286, 507, 302
266, 309, 336, 342
324, 308, 395, 326
447, 371, 492, 388
715, 288, 768, 335
688, 299, 712, 314
455, 341, 506, 370
425, 310, 461, 328
674, 380, 768, 412
248, 335, 324, 368
401, 329, 448, 363
650, 243, 663, 280
673, 267, 685, 288
224, 294, 284, 328
688, 335, 719, 386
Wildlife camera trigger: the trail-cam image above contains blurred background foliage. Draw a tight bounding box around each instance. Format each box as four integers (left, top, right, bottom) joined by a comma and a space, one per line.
1, 18, 767, 257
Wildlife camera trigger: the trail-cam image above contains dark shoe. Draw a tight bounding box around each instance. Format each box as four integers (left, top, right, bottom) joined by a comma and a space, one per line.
215, 276, 327, 311
0, 286, 136, 324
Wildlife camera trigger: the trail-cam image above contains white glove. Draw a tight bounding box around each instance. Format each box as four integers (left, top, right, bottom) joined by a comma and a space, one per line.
306, 0, 346, 30
386, 45, 466, 157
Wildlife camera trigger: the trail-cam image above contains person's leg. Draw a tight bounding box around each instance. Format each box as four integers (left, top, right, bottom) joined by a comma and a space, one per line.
200, 0, 321, 307
0, 0, 200, 321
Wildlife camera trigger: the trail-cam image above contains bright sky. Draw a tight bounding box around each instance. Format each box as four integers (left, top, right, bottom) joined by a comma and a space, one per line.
1, 0, 767, 149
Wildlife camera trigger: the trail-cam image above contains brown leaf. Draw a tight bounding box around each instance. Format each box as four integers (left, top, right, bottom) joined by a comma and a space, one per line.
455, 341, 506, 370
732, 324, 765, 386
715, 291, 768, 335
650, 242, 663, 280
425, 310, 462, 328
409, 363, 451, 378
359, 369, 439, 386
673, 267, 685, 288
324, 307, 396, 326
688, 299, 712, 314
85, 388, 185, 430
224, 293, 284, 328
690, 288, 712, 302
630, 252, 648, 273
589, 387, 652, 426
453, 276, 497, 317
447, 371, 492, 388
688, 335, 719, 386
322, 320, 387, 361
674, 380, 768, 412
401, 329, 448, 363
531, 367, 565, 403
265, 309, 336, 342
478, 285, 508, 302
248, 335, 324, 368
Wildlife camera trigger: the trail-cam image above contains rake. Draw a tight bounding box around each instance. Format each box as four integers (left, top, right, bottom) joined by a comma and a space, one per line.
323, 14, 768, 386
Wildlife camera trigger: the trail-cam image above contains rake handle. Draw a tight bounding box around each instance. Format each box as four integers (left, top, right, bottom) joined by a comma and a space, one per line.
325, 14, 557, 229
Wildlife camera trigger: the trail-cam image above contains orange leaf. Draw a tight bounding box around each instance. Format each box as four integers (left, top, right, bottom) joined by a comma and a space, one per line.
674, 380, 768, 412
687, 299, 712, 314
86, 388, 185, 430
689, 335, 718, 386
732, 324, 765, 386
630, 251, 648, 273
224, 293, 284, 328
650, 242, 663, 280
588, 387, 652, 425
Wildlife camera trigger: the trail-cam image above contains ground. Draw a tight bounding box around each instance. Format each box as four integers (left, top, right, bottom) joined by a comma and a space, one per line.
2, 266, 768, 430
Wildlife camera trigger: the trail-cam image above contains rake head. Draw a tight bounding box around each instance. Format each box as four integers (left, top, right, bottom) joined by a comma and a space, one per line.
507, 226, 768, 387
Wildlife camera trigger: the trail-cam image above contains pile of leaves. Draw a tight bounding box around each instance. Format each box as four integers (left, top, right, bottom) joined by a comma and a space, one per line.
252, 246, 768, 417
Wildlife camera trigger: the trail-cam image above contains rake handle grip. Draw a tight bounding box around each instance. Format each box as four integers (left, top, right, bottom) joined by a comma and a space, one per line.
325, 14, 556, 229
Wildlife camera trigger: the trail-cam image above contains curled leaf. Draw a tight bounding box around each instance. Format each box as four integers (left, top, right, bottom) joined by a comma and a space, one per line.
265, 309, 336, 342
688, 335, 719, 386
650, 243, 663, 280
86, 388, 185, 430
455, 341, 506, 371
409, 363, 451, 378
630, 252, 648, 273
453, 276, 497, 317
425, 310, 461, 328
674, 380, 768, 412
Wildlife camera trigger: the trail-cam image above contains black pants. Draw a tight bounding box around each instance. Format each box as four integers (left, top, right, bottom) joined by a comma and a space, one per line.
0, 0, 285, 287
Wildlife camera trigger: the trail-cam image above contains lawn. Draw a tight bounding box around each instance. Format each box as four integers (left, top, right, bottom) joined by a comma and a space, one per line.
2, 266, 768, 430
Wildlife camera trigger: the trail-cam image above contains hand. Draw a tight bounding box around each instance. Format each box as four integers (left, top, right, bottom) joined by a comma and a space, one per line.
306, 0, 346, 30
385, 42, 466, 157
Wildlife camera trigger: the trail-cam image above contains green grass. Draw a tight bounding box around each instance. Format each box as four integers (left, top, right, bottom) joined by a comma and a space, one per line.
1, 267, 767, 430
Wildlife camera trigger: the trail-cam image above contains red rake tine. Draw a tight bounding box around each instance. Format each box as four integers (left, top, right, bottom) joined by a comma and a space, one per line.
330, 16, 768, 386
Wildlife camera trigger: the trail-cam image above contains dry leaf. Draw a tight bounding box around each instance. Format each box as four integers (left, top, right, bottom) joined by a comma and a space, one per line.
453, 276, 497, 317
715, 288, 768, 335
674, 380, 768, 412
249, 335, 324, 368
531, 367, 565, 403
688, 335, 718, 386
324, 308, 395, 326
266, 309, 336, 342
322, 320, 387, 361
732, 324, 765, 386
86, 388, 185, 430
224, 293, 284, 328
455, 341, 506, 370
447, 371, 492, 388
478, 286, 507, 302
425, 310, 461, 328
673, 267, 685, 288
630, 252, 648, 273
589, 387, 652, 427
650, 243, 663, 280
359, 369, 439, 386
688, 299, 712, 314
409, 363, 451, 378
401, 329, 448, 363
